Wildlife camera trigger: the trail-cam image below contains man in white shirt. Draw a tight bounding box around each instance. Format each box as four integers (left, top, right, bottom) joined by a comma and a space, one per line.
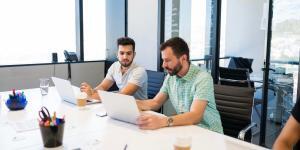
80, 37, 148, 100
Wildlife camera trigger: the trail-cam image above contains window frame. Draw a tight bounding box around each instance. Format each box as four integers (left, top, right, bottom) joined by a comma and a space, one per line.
0, 0, 108, 67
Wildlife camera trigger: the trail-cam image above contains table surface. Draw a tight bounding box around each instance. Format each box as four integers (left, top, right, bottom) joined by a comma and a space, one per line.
0, 87, 268, 150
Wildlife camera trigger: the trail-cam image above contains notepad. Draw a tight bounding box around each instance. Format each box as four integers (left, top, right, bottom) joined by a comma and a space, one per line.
10, 119, 39, 132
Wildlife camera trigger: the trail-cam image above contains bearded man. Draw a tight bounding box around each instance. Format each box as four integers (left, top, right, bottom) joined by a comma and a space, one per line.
80, 37, 148, 100
136, 37, 223, 133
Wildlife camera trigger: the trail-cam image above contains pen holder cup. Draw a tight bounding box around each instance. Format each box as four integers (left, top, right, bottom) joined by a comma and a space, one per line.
5, 97, 27, 111
39, 122, 65, 148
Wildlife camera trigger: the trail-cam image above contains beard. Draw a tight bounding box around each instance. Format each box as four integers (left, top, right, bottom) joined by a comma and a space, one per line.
119, 59, 133, 67
165, 62, 182, 76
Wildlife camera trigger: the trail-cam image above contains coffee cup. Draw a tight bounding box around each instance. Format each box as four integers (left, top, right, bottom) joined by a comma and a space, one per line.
76, 92, 87, 107
173, 136, 192, 150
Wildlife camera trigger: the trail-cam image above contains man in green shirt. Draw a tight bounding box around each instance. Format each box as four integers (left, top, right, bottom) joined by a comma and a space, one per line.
137, 37, 223, 133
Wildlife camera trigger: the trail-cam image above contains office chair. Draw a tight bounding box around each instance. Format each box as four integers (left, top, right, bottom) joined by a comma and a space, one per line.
146, 70, 165, 99
219, 67, 253, 87
228, 57, 253, 73
226, 56, 254, 87
214, 84, 257, 142
219, 66, 262, 119
105, 61, 119, 91
146, 70, 165, 113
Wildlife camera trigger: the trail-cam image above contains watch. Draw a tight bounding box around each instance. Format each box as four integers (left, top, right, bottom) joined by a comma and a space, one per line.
167, 117, 174, 127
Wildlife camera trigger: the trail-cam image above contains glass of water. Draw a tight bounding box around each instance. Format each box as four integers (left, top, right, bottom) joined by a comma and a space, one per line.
39, 78, 50, 96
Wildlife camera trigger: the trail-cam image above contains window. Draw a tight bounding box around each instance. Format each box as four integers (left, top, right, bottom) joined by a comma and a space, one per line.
190, 0, 209, 60
270, 0, 300, 74
83, 0, 106, 61
164, 0, 215, 70
270, 0, 300, 104
219, 0, 267, 77
0, 0, 76, 65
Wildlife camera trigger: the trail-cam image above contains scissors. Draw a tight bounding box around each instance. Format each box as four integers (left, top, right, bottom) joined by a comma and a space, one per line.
38, 106, 51, 122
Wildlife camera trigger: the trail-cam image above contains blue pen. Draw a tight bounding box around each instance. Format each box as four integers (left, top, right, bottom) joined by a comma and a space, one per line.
56, 118, 60, 126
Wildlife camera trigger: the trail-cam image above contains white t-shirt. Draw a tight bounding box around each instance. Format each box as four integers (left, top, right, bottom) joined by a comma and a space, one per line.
105, 62, 148, 99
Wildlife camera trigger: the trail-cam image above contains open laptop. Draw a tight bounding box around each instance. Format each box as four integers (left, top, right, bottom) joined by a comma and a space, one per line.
98, 91, 140, 124
51, 77, 100, 105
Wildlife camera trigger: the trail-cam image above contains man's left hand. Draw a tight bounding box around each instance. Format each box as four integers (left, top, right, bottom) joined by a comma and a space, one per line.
137, 113, 168, 130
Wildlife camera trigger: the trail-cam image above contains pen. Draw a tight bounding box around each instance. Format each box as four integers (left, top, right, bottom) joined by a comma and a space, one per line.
52, 112, 56, 125
56, 118, 60, 126
12, 89, 15, 96
123, 144, 127, 150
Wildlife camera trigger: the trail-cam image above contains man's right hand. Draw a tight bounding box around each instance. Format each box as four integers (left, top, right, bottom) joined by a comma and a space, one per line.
80, 82, 94, 97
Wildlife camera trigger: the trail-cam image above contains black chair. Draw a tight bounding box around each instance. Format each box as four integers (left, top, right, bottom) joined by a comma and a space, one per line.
219, 67, 262, 118
226, 56, 254, 87
228, 57, 253, 73
146, 70, 165, 99
219, 67, 253, 87
214, 84, 257, 142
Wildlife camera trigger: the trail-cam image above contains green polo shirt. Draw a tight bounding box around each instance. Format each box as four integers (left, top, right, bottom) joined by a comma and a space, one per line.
160, 64, 223, 134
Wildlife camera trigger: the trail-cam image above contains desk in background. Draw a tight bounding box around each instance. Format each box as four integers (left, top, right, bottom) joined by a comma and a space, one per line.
0, 87, 268, 150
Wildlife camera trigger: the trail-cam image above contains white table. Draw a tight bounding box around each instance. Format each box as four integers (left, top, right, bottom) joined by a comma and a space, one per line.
0, 87, 268, 150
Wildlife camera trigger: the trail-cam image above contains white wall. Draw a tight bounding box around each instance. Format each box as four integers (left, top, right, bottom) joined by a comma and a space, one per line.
128, 0, 159, 71
222, 0, 267, 77
0, 62, 104, 91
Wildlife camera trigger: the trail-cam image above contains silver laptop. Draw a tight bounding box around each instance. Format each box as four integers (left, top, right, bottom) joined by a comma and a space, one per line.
99, 91, 140, 124
52, 77, 100, 105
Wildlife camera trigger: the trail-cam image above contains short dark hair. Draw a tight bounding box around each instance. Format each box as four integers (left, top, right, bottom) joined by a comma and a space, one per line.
117, 37, 135, 52
160, 37, 189, 61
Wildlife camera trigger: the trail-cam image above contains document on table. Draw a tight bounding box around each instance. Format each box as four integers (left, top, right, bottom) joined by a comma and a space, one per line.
9, 119, 39, 132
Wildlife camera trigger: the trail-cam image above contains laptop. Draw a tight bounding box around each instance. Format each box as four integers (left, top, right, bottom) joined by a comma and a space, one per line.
51, 77, 100, 105
98, 91, 140, 124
